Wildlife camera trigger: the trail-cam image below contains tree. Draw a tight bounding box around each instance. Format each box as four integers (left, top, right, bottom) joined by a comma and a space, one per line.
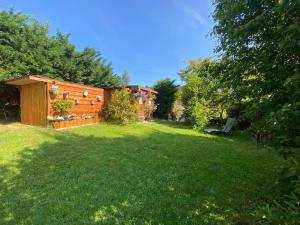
0, 9, 121, 87
212, 1, 300, 221
106, 88, 137, 124
121, 70, 130, 87
179, 58, 231, 129
153, 78, 177, 119
212, 0, 300, 146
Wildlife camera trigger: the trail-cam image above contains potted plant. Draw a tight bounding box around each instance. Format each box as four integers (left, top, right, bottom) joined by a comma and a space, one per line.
75, 98, 80, 105
83, 89, 89, 97
133, 91, 147, 104
50, 85, 59, 96
63, 91, 70, 99
54, 99, 74, 121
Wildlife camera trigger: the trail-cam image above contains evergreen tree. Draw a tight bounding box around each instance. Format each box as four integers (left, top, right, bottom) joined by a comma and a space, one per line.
153, 78, 177, 119
0, 8, 121, 87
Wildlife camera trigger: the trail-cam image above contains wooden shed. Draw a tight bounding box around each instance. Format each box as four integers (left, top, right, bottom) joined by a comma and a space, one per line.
6, 75, 105, 128
104, 86, 157, 121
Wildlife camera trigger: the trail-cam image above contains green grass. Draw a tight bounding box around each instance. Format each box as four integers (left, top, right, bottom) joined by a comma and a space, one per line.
0, 121, 284, 224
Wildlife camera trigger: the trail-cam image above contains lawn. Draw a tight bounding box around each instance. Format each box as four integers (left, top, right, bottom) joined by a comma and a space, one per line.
0, 121, 283, 225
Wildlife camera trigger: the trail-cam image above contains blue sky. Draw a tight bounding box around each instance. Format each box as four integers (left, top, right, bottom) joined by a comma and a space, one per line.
1, 0, 216, 86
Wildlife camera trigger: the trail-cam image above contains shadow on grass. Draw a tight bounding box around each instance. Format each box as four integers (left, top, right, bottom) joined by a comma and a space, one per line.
0, 127, 279, 225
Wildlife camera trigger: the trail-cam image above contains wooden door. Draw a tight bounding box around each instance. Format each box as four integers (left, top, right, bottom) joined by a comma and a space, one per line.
20, 82, 47, 126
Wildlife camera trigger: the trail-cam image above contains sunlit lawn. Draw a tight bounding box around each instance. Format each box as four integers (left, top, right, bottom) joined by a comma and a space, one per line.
0, 121, 283, 224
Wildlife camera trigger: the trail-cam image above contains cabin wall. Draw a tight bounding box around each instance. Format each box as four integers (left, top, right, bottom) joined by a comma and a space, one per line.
47, 82, 105, 117
20, 82, 47, 126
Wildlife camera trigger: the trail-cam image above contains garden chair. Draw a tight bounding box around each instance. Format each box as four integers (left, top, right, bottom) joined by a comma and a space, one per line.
204, 118, 235, 134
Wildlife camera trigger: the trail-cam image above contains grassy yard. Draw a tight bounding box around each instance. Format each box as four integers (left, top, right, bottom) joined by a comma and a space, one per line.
0, 121, 283, 225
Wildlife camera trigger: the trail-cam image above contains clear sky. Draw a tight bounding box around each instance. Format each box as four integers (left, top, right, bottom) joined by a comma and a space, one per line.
1, 0, 216, 86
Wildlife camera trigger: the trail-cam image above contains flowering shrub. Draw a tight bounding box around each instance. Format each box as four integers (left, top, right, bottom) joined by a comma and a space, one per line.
47, 114, 98, 122
172, 100, 185, 121
106, 88, 136, 124
144, 104, 157, 121
47, 116, 64, 121
132, 91, 147, 98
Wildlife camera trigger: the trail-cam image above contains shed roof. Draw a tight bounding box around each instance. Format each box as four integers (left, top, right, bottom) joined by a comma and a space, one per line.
6, 75, 157, 94
5, 75, 104, 91
5, 75, 51, 86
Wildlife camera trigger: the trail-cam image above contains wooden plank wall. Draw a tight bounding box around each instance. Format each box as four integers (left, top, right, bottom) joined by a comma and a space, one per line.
20, 82, 47, 126
47, 81, 105, 117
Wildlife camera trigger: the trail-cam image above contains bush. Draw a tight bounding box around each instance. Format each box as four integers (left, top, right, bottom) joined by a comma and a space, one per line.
172, 100, 185, 121
190, 102, 208, 130
144, 104, 157, 121
106, 88, 136, 124
54, 99, 74, 116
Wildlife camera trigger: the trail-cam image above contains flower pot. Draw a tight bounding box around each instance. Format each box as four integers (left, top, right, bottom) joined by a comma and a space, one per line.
63, 91, 70, 99
50, 89, 59, 98
83, 89, 89, 97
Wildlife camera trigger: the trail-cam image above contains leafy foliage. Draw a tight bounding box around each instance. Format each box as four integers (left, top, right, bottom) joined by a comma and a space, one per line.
254, 154, 300, 224
171, 95, 185, 122
179, 58, 231, 129
190, 102, 208, 130
106, 88, 137, 124
144, 104, 157, 121
212, 0, 300, 146
54, 99, 74, 116
153, 78, 177, 119
211, 0, 300, 222
0, 9, 120, 87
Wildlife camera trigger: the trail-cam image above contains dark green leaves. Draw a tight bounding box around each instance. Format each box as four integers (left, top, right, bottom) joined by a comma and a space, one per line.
0, 9, 120, 87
